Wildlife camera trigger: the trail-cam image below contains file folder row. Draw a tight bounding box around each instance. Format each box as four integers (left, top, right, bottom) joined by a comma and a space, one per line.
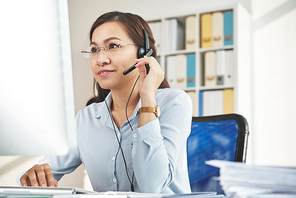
203, 50, 234, 87
166, 54, 196, 89
199, 89, 234, 116
201, 10, 234, 48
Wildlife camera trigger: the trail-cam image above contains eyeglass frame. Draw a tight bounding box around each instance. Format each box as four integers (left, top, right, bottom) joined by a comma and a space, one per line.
81, 43, 137, 58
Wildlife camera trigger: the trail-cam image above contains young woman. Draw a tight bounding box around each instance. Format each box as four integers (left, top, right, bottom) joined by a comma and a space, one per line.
19, 11, 192, 194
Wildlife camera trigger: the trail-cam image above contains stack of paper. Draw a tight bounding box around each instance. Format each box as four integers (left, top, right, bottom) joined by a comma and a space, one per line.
206, 160, 296, 198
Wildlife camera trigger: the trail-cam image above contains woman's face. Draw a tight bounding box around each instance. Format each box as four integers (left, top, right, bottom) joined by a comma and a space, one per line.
90, 21, 139, 91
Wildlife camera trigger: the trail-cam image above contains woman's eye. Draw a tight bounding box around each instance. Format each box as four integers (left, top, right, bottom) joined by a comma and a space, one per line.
108, 43, 120, 50
90, 47, 98, 53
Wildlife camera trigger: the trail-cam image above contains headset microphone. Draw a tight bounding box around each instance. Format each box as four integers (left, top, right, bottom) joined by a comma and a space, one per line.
123, 26, 153, 75
123, 48, 153, 75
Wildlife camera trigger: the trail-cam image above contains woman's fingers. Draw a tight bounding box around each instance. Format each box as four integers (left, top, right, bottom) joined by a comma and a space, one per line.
20, 174, 29, 187
19, 164, 57, 187
135, 57, 164, 78
43, 164, 57, 187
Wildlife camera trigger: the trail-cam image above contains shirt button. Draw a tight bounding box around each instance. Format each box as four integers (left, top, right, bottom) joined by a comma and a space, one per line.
112, 156, 115, 160
113, 178, 117, 183
133, 133, 138, 138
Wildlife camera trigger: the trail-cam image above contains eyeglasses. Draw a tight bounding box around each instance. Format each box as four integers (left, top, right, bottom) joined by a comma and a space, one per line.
81, 43, 136, 58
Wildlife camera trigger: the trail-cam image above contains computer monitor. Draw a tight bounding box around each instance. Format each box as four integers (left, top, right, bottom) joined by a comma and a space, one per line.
0, 1, 77, 156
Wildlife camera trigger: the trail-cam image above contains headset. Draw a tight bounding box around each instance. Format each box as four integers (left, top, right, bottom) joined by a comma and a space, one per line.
123, 26, 153, 75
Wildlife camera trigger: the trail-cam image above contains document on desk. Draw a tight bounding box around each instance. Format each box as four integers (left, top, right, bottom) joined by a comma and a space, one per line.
72, 192, 223, 198
206, 160, 296, 198
0, 186, 98, 196
52, 192, 224, 198
0, 187, 225, 198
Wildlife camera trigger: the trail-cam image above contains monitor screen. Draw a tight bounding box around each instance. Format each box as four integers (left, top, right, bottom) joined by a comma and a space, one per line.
0, 0, 77, 156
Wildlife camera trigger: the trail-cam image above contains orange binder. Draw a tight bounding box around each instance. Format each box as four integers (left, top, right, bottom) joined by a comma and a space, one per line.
200, 13, 212, 48
223, 89, 234, 114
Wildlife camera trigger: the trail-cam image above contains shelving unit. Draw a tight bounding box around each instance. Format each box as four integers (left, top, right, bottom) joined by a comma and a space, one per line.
147, 4, 251, 117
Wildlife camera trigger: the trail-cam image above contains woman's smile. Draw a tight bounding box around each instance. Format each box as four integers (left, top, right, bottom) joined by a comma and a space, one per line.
98, 69, 115, 77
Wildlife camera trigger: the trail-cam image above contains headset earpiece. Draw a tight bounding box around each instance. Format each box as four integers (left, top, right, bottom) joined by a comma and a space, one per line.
123, 26, 153, 75
137, 47, 146, 59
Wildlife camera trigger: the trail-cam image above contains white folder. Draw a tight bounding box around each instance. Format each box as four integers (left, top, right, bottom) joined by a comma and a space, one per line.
164, 19, 185, 52
166, 55, 176, 88
224, 50, 234, 86
212, 12, 224, 47
185, 15, 196, 50
175, 54, 187, 89
204, 51, 217, 87
203, 90, 223, 116
187, 91, 197, 116
148, 21, 162, 53
216, 50, 226, 85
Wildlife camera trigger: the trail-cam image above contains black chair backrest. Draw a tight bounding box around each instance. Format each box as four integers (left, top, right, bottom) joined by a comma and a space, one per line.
187, 113, 249, 193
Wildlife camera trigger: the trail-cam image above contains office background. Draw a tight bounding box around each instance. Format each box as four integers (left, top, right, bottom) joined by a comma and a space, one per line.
0, 0, 295, 191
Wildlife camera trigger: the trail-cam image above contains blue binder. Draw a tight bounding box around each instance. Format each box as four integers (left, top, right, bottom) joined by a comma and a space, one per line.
187, 54, 196, 88
199, 91, 203, 116
223, 11, 233, 46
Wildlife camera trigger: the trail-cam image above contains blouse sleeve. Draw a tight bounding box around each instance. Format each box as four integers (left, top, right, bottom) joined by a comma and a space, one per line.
131, 90, 192, 193
39, 146, 82, 181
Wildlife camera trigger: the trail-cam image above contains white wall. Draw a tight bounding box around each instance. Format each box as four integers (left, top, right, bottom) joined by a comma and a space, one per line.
251, 0, 296, 166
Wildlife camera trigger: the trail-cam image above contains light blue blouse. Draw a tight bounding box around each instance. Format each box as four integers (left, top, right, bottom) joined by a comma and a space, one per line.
21, 88, 192, 194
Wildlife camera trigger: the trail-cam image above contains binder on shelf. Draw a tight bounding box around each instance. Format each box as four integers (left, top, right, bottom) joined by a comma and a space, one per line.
164, 19, 171, 53
204, 51, 216, 87
173, 19, 185, 51
185, 15, 197, 50
164, 18, 185, 52
148, 21, 162, 53
200, 13, 212, 48
200, 52, 205, 86
223, 89, 234, 114
199, 91, 203, 116
166, 56, 176, 88
202, 90, 223, 116
187, 91, 197, 116
224, 50, 234, 86
187, 53, 196, 88
223, 11, 233, 46
214, 90, 224, 115
216, 50, 225, 85
175, 54, 187, 89
212, 12, 224, 47
202, 91, 213, 116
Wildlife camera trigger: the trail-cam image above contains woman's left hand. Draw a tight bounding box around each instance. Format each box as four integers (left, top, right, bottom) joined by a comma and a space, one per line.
135, 56, 164, 107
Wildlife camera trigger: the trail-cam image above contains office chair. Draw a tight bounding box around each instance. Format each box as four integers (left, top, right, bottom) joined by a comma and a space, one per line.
187, 113, 249, 194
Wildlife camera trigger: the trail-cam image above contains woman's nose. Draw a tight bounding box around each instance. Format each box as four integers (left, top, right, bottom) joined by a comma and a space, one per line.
96, 51, 110, 66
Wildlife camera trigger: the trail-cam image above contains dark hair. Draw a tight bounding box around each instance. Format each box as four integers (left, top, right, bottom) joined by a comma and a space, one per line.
86, 11, 170, 106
